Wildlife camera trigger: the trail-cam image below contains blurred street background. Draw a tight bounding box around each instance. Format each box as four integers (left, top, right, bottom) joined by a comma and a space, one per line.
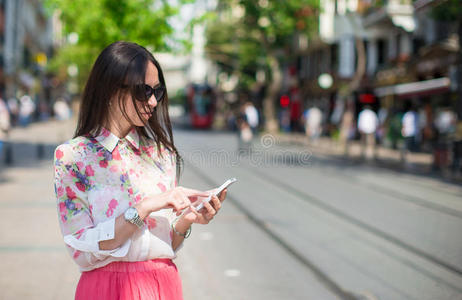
0, 0, 462, 299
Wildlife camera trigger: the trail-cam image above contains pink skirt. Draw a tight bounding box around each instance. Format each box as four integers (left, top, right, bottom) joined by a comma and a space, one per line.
75, 259, 183, 300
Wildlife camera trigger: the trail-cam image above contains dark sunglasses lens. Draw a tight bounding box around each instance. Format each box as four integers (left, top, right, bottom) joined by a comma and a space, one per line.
133, 84, 148, 101
154, 86, 165, 101
144, 85, 153, 100
135, 84, 165, 102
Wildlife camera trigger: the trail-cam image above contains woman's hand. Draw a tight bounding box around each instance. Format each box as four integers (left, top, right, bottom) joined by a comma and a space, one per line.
183, 188, 227, 224
136, 187, 209, 219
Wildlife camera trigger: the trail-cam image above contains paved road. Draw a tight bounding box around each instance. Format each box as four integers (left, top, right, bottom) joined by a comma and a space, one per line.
0, 120, 461, 300
174, 129, 462, 300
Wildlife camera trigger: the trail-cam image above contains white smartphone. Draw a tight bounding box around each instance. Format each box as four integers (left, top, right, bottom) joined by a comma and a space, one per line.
194, 178, 237, 211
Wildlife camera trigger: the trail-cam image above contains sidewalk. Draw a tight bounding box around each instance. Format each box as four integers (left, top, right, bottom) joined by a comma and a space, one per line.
0, 118, 79, 300
273, 132, 462, 183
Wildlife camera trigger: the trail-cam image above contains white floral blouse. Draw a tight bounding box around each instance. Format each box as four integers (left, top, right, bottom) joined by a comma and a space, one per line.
53, 127, 179, 272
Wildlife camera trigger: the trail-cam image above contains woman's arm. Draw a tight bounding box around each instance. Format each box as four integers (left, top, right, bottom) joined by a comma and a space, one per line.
171, 189, 227, 251
99, 187, 209, 250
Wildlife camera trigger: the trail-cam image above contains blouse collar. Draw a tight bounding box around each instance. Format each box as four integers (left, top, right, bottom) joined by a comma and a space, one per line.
94, 127, 140, 152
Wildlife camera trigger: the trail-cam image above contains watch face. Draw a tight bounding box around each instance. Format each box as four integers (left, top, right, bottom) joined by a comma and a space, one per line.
125, 207, 137, 219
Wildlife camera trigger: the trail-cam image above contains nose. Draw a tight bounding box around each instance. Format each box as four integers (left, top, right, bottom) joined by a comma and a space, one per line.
147, 94, 158, 108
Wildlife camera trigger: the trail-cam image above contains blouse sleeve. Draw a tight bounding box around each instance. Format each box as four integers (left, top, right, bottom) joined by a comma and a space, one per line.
54, 144, 131, 269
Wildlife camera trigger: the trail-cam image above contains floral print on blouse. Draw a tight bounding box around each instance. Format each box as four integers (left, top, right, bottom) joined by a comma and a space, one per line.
54, 127, 179, 272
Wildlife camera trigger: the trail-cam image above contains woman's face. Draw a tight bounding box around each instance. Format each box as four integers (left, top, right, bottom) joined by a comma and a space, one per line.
109, 61, 160, 135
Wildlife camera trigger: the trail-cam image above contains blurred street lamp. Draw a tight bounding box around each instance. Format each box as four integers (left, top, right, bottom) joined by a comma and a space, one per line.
318, 73, 333, 89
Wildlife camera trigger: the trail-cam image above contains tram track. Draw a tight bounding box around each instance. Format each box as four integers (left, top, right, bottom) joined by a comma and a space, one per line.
309, 155, 462, 220
183, 152, 462, 298
249, 142, 462, 220
238, 160, 462, 279
186, 160, 362, 300
176, 128, 462, 295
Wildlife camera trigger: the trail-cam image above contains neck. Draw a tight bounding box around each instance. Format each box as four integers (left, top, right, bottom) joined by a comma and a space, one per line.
105, 117, 131, 139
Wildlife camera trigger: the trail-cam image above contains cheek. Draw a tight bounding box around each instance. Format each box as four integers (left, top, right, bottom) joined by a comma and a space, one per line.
124, 100, 142, 121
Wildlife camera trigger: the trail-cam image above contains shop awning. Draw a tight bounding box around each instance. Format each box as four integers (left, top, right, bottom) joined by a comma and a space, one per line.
374, 77, 450, 98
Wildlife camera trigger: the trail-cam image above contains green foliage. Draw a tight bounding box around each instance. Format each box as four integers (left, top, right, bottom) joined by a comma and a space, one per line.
45, 0, 186, 91
431, 0, 462, 21
205, 0, 318, 91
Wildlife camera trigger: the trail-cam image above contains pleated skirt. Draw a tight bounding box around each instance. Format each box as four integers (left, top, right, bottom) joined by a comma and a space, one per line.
75, 259, 183, 300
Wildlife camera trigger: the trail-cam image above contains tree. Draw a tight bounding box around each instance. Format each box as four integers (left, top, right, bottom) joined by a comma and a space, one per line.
45, 0, 192, 91
430, 0, 462, 119
205, 0, 318, 133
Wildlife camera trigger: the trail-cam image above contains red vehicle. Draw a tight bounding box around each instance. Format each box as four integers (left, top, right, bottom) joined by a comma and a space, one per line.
186, 84, 215, 129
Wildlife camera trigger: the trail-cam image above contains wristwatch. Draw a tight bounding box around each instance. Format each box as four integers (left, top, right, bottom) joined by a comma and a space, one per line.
124, 207, 144, 229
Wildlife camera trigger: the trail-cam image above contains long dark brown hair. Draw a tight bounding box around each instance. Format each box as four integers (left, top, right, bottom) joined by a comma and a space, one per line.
75, 41, 182, 177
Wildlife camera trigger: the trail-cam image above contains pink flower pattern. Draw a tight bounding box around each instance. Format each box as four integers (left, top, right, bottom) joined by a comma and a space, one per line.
106, 199, 118, 217
54, 128, 177, 264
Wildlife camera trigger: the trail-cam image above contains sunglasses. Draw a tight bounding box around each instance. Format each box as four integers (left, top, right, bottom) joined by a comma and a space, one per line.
129, 84, 166, 102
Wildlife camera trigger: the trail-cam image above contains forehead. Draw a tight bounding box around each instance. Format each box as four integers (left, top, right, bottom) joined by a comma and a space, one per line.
145, 61, 159, 86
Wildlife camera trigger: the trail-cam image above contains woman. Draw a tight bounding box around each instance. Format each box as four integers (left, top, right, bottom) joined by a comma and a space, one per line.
54, 41, 226, 300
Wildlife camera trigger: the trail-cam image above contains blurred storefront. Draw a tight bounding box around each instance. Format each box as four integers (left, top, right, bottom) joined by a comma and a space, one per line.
0, 0, 54, 120
296, 0, 459, 157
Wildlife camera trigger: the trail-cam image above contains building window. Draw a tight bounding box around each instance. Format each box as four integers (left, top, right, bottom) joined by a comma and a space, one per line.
377, 39, 386, 66
412, 38, 424, 55
331, 43, 338, 73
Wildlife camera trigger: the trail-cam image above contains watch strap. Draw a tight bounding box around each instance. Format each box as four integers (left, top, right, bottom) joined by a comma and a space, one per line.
125, 207, 144, 229
131, 214, 144, 228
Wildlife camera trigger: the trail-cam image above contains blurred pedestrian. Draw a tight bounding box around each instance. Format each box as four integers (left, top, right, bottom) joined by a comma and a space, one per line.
452, 121, 462, 175
244, 101, 259, 134
53, 41, 227, 300
237, 103, 253, 153
388, 108, 403, 150
53, 97, 72, 121
279, 107, 291, 132
289, 87, 302, 132
357, 106, 378, 160
38, 100, 51, 121
304, 106, 322, 144
433, 107, 456, 170
236, 115, 253, 154
401, 103, 419, 162
18, 93, 35, 127
7, 96, 18, 126
339, 100, 355, 156
377, 107, 388, 145
0, 97, 11, 159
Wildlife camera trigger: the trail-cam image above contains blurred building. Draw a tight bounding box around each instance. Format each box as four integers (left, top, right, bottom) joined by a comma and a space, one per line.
155, 24, 217, 98
295, 0, 460, 141
0, 0, 54, 100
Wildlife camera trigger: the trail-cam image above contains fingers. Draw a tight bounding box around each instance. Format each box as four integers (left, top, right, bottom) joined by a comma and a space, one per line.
172, 187, 228, 222
169, 189, 191, 212
180, 187, 209, 198
188, 205, 202, 219
203, 197, 217, 219
217, 189, 227, 202
210, 194, 222, 211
